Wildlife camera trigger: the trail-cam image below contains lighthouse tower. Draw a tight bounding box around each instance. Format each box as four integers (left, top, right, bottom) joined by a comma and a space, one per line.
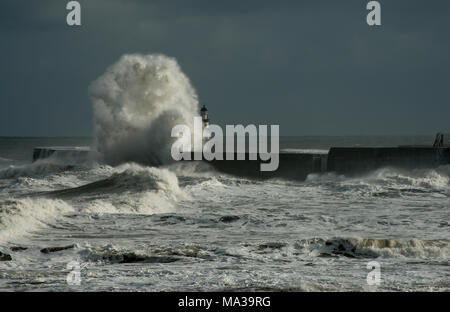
200, 105, 210, 139
200, 105, 209, 127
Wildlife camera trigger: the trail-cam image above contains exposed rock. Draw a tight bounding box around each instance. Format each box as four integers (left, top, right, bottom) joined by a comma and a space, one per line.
121, 253, 179, 264
97, 251, 180, 264
121, 253, 148, 263
10, 246, 28, 252
318, 253, 338, 258
0, 251, 12, 261
40, 244, 75, 254
322, 239, 369, 258
219, 216, 240, 223
258, 242, 286, 250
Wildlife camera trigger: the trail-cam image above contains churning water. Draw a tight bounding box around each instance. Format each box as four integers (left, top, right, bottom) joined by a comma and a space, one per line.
0, 54, 448, 291
0, 136, 448, 291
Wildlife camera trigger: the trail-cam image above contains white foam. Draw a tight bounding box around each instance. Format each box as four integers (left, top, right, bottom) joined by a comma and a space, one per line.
0, 198, 74, 244
305, 165, 450, 193
89, 54, 199, 165
296, 237, 450, 260
0, 157, 96, 179
82, 163, 190, 215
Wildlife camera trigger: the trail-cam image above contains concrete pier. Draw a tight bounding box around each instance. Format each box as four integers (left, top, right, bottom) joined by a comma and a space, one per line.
203, 152, 327, 180
32, 146, 450, 180
327, 147, 450, 174
32, 146, 91, 162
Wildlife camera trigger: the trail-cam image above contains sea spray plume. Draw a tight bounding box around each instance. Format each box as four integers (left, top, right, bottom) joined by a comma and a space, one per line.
89, 54, 199, 165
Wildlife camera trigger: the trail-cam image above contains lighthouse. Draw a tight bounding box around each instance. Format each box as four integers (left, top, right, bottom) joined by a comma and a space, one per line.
200, 105, 209, 128
200, 105, 211, 140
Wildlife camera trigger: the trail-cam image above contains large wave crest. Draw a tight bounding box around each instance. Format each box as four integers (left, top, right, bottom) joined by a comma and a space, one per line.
89, 54, 199, 165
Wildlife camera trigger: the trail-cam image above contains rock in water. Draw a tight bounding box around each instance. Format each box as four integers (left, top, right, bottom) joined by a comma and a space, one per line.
10, 246, 28, 252
219, 216, 240, 223
0, 251, 12, 261
40, 244, 75, 254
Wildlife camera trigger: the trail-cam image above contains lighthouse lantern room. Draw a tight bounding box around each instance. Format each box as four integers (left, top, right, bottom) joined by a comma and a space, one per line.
200, 105, 209, 128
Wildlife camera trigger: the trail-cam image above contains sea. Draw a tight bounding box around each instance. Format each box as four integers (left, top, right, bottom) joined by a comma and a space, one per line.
0, 136, 448, 291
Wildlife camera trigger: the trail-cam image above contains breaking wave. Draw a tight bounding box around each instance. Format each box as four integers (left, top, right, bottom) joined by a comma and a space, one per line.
295, 237, 449, 259
89, 54, 199, 166
47, 163, 189, 215
306, 165, 450, 194
0, 198, 73, 244
48, 163, 182, 195
0, 159, 79, 179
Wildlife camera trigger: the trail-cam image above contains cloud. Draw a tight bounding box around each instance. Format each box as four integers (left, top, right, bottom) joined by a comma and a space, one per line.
1, 0, 450, 136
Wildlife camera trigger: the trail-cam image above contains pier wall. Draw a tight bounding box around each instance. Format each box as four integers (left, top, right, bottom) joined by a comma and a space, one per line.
32, 147, 92, 163
32, 146, 450, 180
327, 147, 450, 174
203, 153, 327, 180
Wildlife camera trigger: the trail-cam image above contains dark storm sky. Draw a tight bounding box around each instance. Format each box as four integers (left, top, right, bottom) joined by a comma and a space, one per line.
1, 0, 449, 136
